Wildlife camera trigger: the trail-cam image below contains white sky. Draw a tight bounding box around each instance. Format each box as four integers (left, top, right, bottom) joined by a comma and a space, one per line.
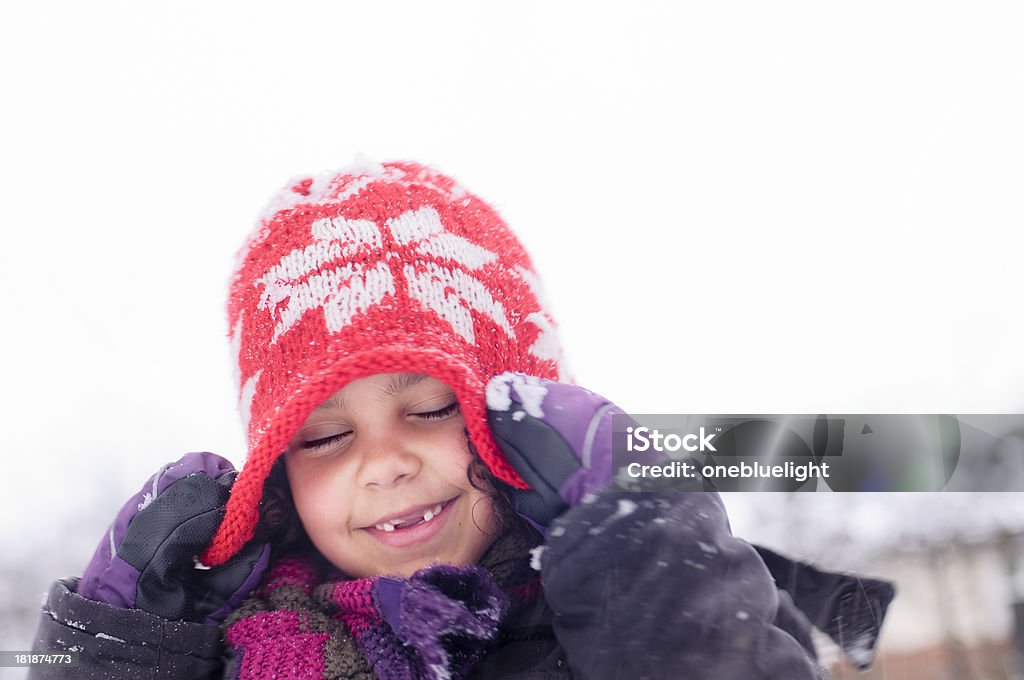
1, 1, 1023, 645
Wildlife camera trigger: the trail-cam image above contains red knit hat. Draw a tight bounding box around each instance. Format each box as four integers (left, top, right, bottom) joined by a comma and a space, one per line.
203, 160, 567, 566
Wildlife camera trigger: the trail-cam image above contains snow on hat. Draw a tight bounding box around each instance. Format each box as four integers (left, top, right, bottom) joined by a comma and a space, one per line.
203, 159, 567, 565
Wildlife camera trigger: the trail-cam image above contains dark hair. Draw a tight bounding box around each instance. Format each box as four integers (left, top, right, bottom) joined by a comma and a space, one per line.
253, 431, 535, 558
253, 457, 313, 555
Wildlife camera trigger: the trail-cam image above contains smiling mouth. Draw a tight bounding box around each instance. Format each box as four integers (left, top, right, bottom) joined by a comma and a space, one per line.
370, 498, 456, 533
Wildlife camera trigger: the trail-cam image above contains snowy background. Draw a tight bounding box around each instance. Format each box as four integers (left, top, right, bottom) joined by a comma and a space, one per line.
2, 1, 1023, 676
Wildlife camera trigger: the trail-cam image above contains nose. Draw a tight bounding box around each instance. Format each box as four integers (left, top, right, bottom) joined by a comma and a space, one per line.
352, 430, 423, 489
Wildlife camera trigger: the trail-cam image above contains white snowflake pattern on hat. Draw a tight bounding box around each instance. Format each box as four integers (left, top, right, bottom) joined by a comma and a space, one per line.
255, 206, 515, 346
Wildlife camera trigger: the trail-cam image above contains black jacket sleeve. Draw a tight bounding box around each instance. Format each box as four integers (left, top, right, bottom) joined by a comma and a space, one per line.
539, 488, 828, 680
29, 578, 225, 680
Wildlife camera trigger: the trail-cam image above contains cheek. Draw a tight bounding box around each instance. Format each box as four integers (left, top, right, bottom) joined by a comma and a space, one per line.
431, 429, 502, 524
430, 427, 477, 480
284, 458, 349, 530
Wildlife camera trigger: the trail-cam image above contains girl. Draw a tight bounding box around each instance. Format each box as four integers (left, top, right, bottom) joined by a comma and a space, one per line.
32, 161, 892, 679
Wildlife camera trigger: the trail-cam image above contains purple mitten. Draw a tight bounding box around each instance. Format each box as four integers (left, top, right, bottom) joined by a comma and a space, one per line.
376, 565, 509, 680
78, 451, 270, 624
320, 564, 508, 680
486, 373, 632, 527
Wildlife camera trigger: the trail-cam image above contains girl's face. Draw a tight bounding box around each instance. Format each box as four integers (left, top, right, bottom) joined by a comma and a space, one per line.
283, 373, 500, 578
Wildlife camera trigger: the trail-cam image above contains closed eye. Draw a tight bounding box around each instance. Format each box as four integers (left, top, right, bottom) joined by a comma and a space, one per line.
301, 431, 352, 454
413, 401, 460, 421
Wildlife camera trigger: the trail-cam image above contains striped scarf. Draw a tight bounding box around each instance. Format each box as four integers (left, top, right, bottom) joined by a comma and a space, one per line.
223, 530, 541, 679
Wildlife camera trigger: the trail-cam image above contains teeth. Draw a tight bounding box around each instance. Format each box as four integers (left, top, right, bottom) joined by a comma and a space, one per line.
375, 503, 445, 533
423, 503, 443, 523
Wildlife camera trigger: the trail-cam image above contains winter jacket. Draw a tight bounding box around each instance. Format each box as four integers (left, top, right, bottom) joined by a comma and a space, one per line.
30, 486, 893, 679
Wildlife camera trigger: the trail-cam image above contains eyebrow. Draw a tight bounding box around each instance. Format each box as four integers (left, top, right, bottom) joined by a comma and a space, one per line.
382, 373, 429, 396
314, 373, 430, 411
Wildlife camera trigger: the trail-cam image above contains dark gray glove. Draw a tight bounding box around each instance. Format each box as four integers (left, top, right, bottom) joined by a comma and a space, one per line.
78, 452, 270, 624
